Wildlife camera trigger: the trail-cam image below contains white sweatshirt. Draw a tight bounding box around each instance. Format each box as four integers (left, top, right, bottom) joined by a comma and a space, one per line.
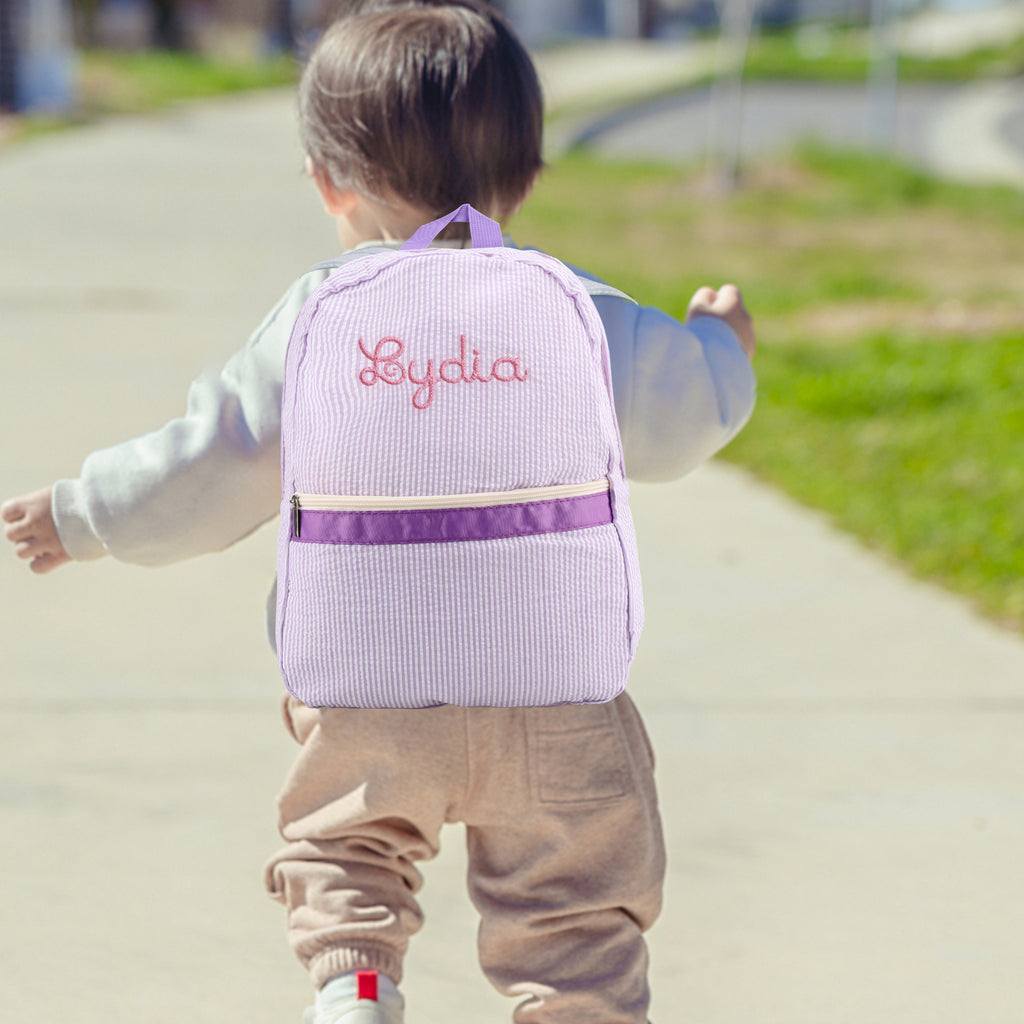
52, 247, 756, 567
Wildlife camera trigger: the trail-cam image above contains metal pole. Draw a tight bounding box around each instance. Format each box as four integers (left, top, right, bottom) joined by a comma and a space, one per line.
868, 0, 899, 150
606, 0, 642, 39
707, 0, 757, 191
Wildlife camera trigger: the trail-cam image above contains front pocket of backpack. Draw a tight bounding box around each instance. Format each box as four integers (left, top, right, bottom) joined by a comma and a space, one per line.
278, 480, 632, 708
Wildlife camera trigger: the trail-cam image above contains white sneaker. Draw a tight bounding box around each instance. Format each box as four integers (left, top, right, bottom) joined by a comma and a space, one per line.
304, 970, 404, 1024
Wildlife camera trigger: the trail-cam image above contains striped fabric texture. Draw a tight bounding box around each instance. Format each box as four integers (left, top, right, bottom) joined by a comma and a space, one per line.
277, 243, 643, 707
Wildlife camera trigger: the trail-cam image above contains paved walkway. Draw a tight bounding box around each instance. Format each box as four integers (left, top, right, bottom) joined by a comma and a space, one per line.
574, 76, 1024, 188
537, 6, 1024, 188
1, 68, 1024, 1024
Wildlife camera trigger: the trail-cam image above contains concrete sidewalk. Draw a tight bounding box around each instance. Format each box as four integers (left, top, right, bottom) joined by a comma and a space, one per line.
537, 12, 1024, 189
2, 85, 1024, 1024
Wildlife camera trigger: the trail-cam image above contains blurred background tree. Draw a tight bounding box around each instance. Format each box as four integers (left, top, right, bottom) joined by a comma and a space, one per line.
0, 0, 19, 110
152, 0, 186, 49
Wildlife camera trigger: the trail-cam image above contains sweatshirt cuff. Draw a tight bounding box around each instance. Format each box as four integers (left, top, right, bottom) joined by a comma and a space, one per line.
51, 478, 108, 562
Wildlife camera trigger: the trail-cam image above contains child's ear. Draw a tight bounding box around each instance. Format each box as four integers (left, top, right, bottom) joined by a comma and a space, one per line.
307, 157, 358, 217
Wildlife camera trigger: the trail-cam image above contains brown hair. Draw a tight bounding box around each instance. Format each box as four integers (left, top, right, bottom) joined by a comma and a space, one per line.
298, 1, 544, 222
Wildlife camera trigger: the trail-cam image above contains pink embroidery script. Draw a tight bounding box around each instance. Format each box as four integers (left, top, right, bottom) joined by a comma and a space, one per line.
357, 335, 528, 410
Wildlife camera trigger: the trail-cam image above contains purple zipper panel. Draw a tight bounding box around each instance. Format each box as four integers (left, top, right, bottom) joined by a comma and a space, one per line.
293, 490, 613, 546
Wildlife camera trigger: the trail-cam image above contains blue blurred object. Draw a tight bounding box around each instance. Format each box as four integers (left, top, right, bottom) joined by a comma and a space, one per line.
22, 0, 76, 112
0, 0, 20, 110
1, 0, 76, 113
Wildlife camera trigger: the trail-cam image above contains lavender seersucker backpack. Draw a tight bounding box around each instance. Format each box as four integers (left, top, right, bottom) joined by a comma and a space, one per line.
276, 205, 643, 707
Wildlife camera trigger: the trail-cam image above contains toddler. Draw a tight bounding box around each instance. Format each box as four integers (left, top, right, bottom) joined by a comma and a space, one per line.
2, 2, 756, 1022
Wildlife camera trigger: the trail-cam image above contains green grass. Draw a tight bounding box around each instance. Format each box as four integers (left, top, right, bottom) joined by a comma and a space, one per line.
2, 48, 298, 143
724, 335, 1024, 627
513, 149, 1024, 630
743, 27, 876, 82
78, 48, 298, 115
795, 144, 1024, 219
743, 26, 1024, 82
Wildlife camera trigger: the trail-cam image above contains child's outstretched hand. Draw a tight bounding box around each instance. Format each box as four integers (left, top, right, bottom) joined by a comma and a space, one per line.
2, 487, 70, 574
687, 284, 756, 359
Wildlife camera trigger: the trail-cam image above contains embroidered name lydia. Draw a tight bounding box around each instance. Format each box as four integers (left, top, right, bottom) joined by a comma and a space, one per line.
357, 335, 528, 410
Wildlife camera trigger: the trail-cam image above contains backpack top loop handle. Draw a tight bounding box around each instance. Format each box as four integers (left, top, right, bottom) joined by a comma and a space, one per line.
400, 204, 504, 251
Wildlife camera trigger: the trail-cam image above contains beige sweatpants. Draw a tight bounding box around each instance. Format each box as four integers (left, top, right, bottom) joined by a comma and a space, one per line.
264, 693, 665, 1024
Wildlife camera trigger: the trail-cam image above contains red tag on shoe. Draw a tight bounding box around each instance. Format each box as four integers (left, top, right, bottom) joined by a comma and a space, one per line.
356, 970, 378, 1002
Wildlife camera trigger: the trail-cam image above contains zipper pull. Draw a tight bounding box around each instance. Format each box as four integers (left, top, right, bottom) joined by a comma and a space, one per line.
291, 494, 301, 538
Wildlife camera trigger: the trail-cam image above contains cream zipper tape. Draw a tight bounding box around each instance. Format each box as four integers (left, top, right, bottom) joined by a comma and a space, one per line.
292, 478, 610, 513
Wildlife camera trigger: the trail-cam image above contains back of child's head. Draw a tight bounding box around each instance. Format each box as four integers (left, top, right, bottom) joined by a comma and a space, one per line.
299, 0, 544, 223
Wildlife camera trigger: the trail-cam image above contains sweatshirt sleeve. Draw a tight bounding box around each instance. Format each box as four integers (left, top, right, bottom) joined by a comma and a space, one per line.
51, 270, 327, 565
594, 295, 757, 482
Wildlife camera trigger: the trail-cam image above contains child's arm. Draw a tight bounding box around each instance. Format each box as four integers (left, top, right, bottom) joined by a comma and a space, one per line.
2, 269, 328, 571
1, 488, 70, 574
594, 283, 757, 482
